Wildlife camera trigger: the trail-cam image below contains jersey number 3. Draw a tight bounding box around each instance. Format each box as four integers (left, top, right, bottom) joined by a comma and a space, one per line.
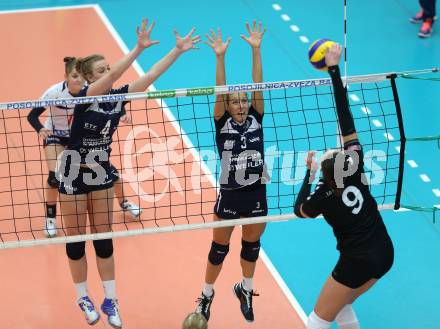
342, 186, 364, 215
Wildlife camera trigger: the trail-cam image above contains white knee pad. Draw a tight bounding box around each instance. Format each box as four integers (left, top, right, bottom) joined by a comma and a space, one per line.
307, 311, 332, 329
335, 304, 360, 329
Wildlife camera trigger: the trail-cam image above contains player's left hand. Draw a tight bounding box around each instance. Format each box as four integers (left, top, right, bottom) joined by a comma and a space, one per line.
241, 21, 266, 48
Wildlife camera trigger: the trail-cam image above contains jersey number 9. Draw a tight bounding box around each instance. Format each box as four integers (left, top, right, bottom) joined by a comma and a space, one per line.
342, 185, 364, 215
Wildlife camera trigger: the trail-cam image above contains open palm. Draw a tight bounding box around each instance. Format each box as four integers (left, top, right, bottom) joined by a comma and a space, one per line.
205, 28, 231, 56
136, 18, 160, 49
175, 27, 201, 52
241, 21, 266, 48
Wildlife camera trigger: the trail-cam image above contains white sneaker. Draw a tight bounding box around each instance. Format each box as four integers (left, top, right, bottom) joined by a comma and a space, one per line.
78, 296, 100, 325
44, 217, 57, 238
121, 201, 142, 218
101, 298, 122, 328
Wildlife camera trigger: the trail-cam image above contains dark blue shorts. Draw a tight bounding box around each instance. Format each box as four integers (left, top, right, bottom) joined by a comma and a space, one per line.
58, 161, 114, 195
110, 164, 120, 182
214, 183, 268, 219
43, 135, 70, 147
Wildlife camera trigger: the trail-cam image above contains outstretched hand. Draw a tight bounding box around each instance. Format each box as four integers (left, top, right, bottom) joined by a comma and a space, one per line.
325, 43, 342, 67
174, 27, 201, 52
205, 28, 231, 56
136, 18, 160, 49
306, 151, 319, 179
241, 21, 266, 48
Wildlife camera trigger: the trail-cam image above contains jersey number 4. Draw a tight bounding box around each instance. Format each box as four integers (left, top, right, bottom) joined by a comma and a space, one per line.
100, 120, 111, 137
342, 186, 364, 215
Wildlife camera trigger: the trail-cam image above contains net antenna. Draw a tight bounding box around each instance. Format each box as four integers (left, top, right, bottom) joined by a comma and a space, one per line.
344, 0, 348, 83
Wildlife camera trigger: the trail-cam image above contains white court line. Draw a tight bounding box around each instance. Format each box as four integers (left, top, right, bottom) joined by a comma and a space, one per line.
407, 160, 418, 168
372, 119, 382, 127
290, 25, 300, 32
384, 133, 395, 141
272, 3, 282, 11
281, 14, 291, 21
0, 4, 95, 14
420, 174, 431, 183
361, 106, 371, 115
349, 94, 360, 102
93, 4, 308, 324
260, 250, 308, 323
433, 189, 440, 197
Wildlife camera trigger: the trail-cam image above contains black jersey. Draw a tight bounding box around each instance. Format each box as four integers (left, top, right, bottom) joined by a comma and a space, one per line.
302, 142, 388, 253
215, 106, 265, 190
67, 85, 128, 164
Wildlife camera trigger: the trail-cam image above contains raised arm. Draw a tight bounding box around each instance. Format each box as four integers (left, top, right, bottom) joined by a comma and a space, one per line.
325, 44, 358, 145
241, 21, 266, 115
86, 19, 160, 97
205, 28, 231, 121
128, 28, 201, 93
294, 151, 319, 218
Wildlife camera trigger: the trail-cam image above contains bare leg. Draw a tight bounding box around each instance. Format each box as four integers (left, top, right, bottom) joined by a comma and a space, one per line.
314, 275, 378, 322
113, 179, 124, 206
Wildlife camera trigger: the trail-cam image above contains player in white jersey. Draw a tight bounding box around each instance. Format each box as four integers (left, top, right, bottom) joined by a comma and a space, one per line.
27, 57, 83, 237
28, 58, 142, 239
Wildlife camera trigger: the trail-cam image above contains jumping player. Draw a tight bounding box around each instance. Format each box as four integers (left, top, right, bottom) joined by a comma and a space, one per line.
195, 21, 267, 323
294, 44, 394, 329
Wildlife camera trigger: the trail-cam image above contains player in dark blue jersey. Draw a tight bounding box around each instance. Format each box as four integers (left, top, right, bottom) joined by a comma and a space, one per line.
27, 57, 84, 238
294, 44, 394, 329
195, 22, 267, 323
57, 19, 200, 327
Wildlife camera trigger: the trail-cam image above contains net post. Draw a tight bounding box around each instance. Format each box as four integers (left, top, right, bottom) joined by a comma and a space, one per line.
389, 74, 406, 210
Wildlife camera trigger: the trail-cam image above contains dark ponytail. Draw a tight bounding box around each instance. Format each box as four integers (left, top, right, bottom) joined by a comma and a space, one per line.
63, 56, 77, 74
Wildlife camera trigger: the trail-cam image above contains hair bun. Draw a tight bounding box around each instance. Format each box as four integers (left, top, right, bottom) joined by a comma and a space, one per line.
63, 56, 76, 63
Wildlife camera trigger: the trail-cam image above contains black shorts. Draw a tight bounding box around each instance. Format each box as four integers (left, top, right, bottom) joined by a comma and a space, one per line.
43, 135, 70, 147
58, 162, 114, 195
214, 183, 268, 219
110, 164, 120, 182
332, 238, 394, 289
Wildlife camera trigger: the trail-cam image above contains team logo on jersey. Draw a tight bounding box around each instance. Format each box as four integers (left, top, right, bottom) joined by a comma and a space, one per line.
248, 136, 260, 143
224, 140, 235, 150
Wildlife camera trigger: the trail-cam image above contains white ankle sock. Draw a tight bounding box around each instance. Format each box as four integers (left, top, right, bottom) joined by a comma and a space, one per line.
102, 280, 117, 299
336, 304, 360, 329
202, 283, 214, 298
242, 277, 253, 292
75, 281, 88, 300
307, 311, 332, 329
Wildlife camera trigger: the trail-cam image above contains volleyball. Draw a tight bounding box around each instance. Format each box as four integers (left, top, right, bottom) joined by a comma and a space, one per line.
182, 312, 208, 329
308, 39, 336, 71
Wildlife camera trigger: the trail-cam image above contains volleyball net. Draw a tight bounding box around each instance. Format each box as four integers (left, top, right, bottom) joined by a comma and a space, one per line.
0, 71, 408, 249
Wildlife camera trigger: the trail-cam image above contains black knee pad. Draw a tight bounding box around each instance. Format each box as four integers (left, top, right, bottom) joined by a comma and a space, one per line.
66, 241, 86, 260
208, 241, 229, 265
240, 239, 261, 262
93, 239, 114, 259
47, 171, 59, 188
